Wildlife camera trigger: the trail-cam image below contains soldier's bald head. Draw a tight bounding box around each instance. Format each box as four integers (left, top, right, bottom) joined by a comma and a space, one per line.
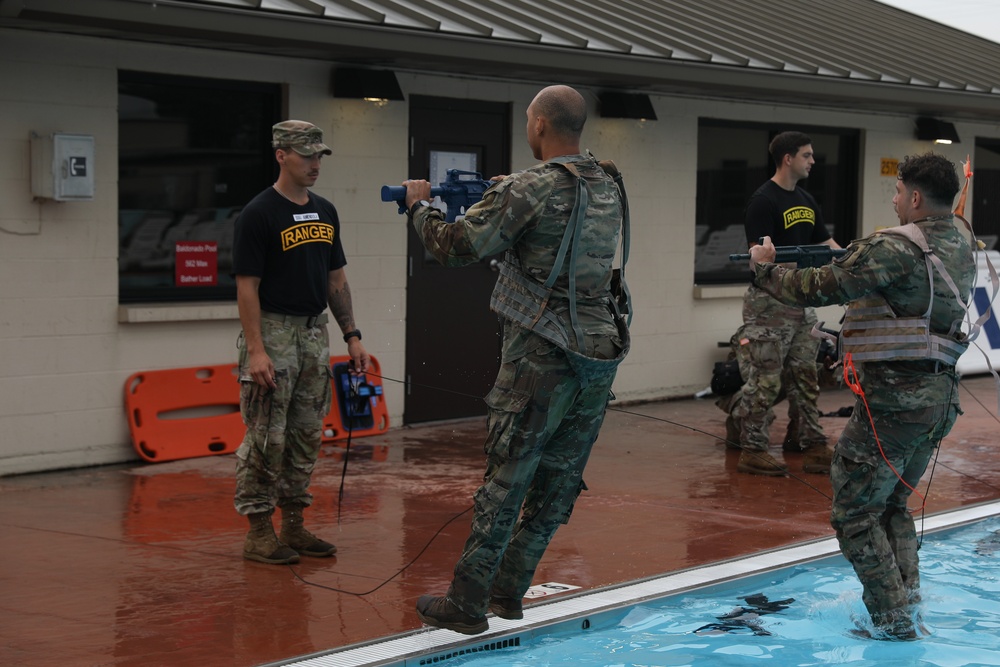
531, 85, 587, 139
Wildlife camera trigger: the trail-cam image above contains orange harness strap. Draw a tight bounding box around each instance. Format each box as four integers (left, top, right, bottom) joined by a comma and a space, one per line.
842, 352, 927, 511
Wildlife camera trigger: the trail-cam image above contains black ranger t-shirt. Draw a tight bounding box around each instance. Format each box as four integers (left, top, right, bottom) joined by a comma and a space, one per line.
232, 187, 347, 316
744, 180, 831, 248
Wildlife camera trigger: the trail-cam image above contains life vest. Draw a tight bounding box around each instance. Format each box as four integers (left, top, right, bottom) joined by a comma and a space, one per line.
840, 221, 969, 365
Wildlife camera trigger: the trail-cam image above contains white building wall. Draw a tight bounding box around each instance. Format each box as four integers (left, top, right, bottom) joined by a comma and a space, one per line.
3, 27, 997, 475
0, 30, 412, 475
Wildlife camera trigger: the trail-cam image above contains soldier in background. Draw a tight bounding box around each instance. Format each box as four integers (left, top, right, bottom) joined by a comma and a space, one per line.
750, 153, 974, 639
402, 85, 630, 634
732, 131, 841, 476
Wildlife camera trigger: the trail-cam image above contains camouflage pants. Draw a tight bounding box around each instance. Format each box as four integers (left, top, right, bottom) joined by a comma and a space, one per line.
233, 318, 332, 516
715, 325, 798, 437
830, 399, 958, 633
447, 333, 621, 617
734, 286, 824, 451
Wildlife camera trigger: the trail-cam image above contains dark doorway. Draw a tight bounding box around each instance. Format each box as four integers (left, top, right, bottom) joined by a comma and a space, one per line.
405, 96, 512, 423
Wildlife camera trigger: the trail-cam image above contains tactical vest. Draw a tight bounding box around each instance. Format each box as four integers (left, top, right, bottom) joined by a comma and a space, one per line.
840, 221, 969, 365
489, 156, 631, 385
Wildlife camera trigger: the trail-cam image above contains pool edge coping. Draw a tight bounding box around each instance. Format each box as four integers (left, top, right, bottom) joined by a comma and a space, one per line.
271, 500, 1000, 667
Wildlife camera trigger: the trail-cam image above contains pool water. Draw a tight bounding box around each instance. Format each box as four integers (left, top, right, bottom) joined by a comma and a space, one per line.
447, 517, 1000, 667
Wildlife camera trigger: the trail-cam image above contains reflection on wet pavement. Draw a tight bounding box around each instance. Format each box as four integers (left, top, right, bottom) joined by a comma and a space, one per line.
2, 377, 999, 666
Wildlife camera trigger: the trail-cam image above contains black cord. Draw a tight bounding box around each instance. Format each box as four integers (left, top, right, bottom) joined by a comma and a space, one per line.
959, 377, 1000, 427
287, 506, 472, 596
914, 376, 1000, 547
918, 379, 1000, 541
337, 431, 351, 526
291, 371, 997, 596
293, 371, 476, 597
607, 405, 833, 500
336, 376, 353, 527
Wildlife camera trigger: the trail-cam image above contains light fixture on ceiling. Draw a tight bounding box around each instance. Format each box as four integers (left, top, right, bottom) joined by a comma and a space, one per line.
332, 68, 404, 106
915, 117, 960, 144
598, 92, 657, 121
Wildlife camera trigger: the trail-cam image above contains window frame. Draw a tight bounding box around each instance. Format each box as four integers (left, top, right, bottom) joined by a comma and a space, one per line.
694, 118, 860, 286
117, 70, 282, 304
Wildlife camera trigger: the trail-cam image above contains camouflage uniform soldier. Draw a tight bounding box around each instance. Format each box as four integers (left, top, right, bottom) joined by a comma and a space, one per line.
750, 153, 974, 639
402, 85, 630, 635
232, 120, 371, 565
735, 131, 841, 476
716, 325, 801, 450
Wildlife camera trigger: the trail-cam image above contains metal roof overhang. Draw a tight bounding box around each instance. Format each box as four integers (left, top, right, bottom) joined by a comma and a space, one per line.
4, 0, 1000, 120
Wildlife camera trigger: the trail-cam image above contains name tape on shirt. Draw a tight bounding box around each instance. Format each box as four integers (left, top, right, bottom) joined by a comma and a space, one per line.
293, 213, 320, 222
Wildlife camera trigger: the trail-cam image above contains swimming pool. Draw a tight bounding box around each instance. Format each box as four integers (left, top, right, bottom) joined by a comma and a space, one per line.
278, 502, 1000, 667
443, 518, 1000, 666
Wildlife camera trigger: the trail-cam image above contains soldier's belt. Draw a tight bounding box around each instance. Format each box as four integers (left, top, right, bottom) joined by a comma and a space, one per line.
261, 311, 328, 327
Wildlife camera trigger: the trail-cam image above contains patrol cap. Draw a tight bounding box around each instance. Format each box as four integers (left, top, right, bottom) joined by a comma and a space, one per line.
271, 120, 332, 156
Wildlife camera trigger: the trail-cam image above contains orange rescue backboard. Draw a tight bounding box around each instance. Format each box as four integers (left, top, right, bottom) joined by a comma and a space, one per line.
124, 364, 243, 462
124, 355, 389, 463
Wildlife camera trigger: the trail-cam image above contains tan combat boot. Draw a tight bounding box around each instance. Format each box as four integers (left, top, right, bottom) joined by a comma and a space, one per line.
244, 511, 299, 564
736, 450, 788, 476
280, 503, 337, 557
802, 441, 834, 474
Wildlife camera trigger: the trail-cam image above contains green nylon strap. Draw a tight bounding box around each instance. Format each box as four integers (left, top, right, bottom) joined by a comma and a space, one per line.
591, 153, 632, 325
566, 177, 589, 348
611, 167, 632, 326
542, 157, 588, 350
529, 155, 629, 350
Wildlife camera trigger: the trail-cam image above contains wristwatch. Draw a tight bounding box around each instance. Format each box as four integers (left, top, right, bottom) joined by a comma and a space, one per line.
343, 329, 362, 343
408, 200, 430, 217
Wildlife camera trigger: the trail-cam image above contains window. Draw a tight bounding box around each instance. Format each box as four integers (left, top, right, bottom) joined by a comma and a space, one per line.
694, 120, 859, 285
973, 138, 1000, 251
118, 72, 281, 303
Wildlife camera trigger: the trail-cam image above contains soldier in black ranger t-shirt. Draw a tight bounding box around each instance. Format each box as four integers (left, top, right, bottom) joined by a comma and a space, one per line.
745, 180, 831, 249
233, 187, 346, 317
730, 131, 840, 477
232, 120, 370, 565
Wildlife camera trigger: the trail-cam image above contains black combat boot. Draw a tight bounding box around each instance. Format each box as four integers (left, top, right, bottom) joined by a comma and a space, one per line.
488, 594, 524, 620
416, 595, 489, 634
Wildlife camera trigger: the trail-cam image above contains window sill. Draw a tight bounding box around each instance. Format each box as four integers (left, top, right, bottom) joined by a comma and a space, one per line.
692, 284, 747, 300
118, 302, 239, 323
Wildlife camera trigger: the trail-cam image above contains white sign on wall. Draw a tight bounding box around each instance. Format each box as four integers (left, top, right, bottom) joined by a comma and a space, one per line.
957, 250, 1000, 377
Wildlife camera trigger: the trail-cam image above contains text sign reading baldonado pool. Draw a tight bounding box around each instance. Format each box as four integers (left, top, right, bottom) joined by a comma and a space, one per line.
175, 241, 218, 287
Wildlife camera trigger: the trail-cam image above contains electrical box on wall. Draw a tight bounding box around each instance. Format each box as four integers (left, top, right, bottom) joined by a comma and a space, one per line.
30, 132, 95, 201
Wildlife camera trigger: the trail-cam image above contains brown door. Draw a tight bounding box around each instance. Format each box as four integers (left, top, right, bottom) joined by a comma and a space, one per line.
405, 95, 511, 423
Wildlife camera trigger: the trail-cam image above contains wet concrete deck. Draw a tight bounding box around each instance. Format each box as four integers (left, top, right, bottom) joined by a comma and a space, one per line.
2, 376, 999, 667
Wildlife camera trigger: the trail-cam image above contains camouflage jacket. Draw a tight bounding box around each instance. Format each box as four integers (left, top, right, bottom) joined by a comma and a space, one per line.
411, 155, 623, 355
753, 215, 974, 410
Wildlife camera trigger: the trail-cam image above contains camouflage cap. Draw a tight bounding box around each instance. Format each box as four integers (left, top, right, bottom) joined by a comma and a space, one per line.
271, 120, 332, 156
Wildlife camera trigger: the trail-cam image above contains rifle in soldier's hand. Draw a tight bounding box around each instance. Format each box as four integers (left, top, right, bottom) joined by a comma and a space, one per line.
381, 169, 494, 222
729, 237, 847, 268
